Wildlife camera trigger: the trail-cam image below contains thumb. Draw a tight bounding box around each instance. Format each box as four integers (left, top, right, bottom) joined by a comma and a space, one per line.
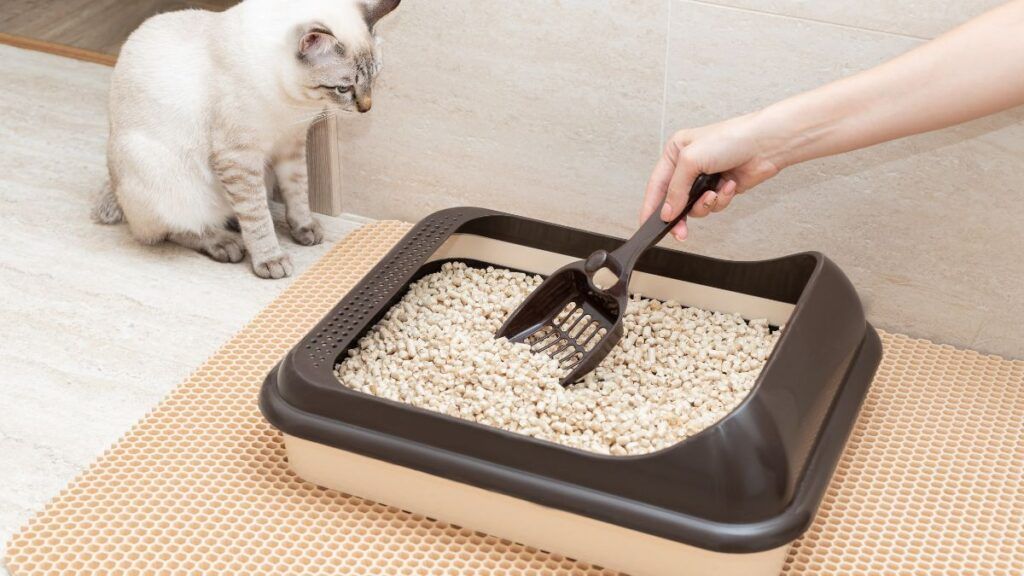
660, 148, 707, 222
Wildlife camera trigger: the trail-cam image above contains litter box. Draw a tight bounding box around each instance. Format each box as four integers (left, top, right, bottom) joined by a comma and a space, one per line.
260, 207, 882, 576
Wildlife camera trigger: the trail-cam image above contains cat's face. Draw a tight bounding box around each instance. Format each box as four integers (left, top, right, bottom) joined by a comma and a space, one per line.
292, 0, 400, 113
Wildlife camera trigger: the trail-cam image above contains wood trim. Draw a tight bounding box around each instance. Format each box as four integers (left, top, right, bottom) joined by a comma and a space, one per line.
0, 32, 116, 66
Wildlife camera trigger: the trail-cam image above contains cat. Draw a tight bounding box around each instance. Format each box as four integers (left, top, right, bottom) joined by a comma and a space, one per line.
94, 0, 400, 278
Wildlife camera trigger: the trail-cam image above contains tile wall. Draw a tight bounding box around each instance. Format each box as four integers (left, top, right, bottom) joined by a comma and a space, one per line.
337, 0, 1023, 358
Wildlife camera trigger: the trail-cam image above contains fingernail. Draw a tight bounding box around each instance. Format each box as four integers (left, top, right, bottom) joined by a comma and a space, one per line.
703, 192, 718, 209
723, 182, 736, 196
660, 202, 673, 220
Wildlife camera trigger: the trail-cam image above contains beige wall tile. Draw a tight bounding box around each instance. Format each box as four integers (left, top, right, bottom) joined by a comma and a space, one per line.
338, 0, 668, 236
338, 0, 1023, 358
664, 0, 1024, 358
695, 0, 1004, 39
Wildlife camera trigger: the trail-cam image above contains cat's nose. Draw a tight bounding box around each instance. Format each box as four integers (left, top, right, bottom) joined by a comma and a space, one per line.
356, 95, 372, 113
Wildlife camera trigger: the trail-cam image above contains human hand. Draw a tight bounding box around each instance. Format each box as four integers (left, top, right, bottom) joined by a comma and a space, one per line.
641, 112, 784, 241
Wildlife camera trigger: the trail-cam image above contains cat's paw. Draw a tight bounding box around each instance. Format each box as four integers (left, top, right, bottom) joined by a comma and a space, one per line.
252, 253, 294, 279
290, 218, 324, 246
204, 234, 245, 263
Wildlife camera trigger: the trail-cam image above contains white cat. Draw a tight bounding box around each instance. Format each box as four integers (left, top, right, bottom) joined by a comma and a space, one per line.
94, 0, 400, 278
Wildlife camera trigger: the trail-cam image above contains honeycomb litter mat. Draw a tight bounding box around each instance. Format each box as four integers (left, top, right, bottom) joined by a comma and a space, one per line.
4, 220, 1023, 576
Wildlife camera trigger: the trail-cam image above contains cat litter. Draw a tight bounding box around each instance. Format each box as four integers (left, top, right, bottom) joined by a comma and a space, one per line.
334, 261, 782, 456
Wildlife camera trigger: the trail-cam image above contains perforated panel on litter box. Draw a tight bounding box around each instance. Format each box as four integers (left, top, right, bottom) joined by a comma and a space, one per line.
4, 221, 1022, 576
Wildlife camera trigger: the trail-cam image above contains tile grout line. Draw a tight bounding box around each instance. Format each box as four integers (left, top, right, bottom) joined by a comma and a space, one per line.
681, 0, 932, 41
658, 0, 674, 153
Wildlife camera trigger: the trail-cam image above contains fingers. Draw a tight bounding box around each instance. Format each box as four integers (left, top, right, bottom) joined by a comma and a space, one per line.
712, 179, 738, 212
669, 179, 737, 241
661, 149, 702, 222
687, 190, 719, 218
645, 128, 745, 242
689, 179, 738, 218
670, 219, 688, 242
642, 132, 697, 223
640, 150, 677, 223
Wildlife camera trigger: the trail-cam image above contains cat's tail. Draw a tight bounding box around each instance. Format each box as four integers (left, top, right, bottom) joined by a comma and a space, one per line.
92, 181, 124, 224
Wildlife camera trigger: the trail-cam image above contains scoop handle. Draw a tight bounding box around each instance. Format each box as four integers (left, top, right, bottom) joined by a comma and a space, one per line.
603, 173, 721, 276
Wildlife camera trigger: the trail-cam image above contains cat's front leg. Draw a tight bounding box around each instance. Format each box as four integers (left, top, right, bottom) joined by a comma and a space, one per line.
211, 143, 292, 279
273, 131, 323, 246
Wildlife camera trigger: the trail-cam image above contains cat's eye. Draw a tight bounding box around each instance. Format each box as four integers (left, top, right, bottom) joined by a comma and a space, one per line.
334, 86, 353, 95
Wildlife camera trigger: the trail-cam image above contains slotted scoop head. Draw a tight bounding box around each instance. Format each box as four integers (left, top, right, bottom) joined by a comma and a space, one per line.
496, 174, 720, 385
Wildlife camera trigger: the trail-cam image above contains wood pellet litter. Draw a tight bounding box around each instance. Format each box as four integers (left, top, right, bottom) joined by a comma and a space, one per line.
335, 262, 782, 455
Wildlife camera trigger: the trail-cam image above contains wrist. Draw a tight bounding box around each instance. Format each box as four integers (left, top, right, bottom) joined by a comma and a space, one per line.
752, 93, 841, 170
750, 102, 802, 171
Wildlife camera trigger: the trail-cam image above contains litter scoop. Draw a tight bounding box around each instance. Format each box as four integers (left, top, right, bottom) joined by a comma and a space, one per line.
496, 173, 721, 385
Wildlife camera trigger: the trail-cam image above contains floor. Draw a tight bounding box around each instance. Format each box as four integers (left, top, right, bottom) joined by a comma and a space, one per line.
0, 44, 366, 572
1, 0, 235, 58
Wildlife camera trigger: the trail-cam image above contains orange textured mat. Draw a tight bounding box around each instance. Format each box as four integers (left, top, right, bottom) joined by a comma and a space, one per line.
4, 220, 1023, 576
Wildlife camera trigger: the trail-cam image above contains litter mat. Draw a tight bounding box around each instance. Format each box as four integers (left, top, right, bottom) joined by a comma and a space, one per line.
4, 219, 1022, 576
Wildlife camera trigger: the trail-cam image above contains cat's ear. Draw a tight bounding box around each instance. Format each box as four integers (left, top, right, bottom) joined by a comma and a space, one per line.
297, 25, 338, 63
361, 0, 401, 30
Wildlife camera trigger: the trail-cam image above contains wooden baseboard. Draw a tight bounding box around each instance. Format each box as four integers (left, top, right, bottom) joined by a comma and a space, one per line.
0, 32, 116, 66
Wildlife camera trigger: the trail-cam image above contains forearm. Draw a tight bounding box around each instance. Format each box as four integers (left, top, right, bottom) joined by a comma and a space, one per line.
758, 0, 1024, 168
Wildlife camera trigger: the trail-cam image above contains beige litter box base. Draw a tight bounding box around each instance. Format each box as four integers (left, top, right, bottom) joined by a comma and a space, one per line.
4, 220, 1023, 576
284, 434, 789, 576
